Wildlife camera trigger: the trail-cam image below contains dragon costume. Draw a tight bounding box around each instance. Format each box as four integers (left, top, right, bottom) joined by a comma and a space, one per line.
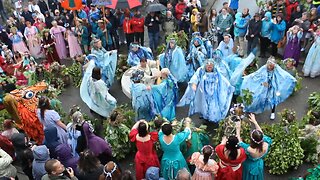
3, 82, 47, 144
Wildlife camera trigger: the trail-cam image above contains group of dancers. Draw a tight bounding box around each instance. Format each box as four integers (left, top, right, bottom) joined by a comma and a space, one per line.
79, 31, 297, 122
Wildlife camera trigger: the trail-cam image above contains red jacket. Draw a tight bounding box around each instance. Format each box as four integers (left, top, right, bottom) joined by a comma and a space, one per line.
286, 0, 299, 21
175, 2, 187, 20
123, 18, 134, 34
131, 16, 144, 33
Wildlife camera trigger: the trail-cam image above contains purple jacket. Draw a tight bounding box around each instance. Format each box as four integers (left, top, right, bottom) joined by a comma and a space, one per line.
56, 143, 79, 173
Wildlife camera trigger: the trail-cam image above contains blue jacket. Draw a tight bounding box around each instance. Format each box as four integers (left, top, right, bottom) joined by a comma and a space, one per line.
261, 12, 272, 38
229, 0, 239, 10
234, 13, 250, 37
270, 20, 286, 43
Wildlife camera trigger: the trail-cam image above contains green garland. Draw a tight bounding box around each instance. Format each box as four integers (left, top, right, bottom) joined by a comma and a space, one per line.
63, 62, 82, 88
115, 55, 129, 80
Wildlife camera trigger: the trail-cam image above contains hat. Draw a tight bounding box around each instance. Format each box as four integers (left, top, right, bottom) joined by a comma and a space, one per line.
130, 42, 140, 49
90, 3, 96, 7
97, 19, 104, 23
2, 45, 8, 49
92, 38, 101, 44
212, 49, 223, 60
54, 9, 60, 13
64, 23, 70, 28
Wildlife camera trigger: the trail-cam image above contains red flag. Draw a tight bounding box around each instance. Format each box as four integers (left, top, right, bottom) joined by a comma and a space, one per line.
61, 0, 82, 10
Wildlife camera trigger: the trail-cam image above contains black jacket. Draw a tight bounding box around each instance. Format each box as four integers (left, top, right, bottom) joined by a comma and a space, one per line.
38, 0, 49, 15
248, 19, 262, 38
144, 14, 161, 32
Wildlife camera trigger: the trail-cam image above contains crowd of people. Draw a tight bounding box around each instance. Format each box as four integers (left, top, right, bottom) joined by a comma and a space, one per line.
0, 0, 319, 179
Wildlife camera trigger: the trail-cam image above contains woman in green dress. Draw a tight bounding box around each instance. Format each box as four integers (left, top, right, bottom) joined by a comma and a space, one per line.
159, 119, 191, 180
236, 114, 272, 180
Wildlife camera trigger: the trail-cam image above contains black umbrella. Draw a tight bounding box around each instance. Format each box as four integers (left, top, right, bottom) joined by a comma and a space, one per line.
145, 3, 167, 12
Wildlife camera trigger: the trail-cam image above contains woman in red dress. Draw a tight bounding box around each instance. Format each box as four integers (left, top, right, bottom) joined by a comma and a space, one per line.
215, 135, 247, 180
41, 29, 60, 64
129, 120, 160, 180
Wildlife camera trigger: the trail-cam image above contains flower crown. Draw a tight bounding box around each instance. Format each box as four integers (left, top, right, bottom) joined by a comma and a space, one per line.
104, 162, 117, 178
250, 129, 264, 144
201, 145, 214, 157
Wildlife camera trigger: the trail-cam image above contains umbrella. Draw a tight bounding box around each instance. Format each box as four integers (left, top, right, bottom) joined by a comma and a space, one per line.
145, 3, 166, 12
92, 0, 112, 6
61, 0, 82, 10
106, 0, 142, 9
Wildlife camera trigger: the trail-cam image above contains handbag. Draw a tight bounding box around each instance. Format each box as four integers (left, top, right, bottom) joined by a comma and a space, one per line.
277, 36, 287, 48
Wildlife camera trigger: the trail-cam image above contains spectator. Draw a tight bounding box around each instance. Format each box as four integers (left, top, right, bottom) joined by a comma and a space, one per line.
290, 5, 302, 26
121, 170, 135, 180
0, 135, 15, 159
145, 167, 165, 180
105, 8, 120, 50
208, 8, 218, 45
271, 0, 286, 18
0, 148, 17, 179
237, 114, 272, 180
198, 8, 208, 36
270, 13, 286, 56
178, 13, 191, 34
28, 0, 41, 14
76, 122, 112, 165
145, 12, 161, 52
176, 168, 191, 180
21, 7, 34, 24
129, 120, 160, 180
219, 2, 235, 16
191, 8, 200, 33
37, 0, 49, 15
32, 145, 50, 180
216, 7, 234, 43
260, 11, 272, 58
11, 133, 34, 180
295, 12, 311, 52
96, 19, 113, 50
285, 0, 299, 23
162, 10, 178, 38
1, 119, 19, 139
175, 0, 187, 20
44, 126, 62, 159
56, 144, 79, 175
42, 159, 77, 180
0, 0, 7, 22
114, 9, 126, 45
167, 2, 175, 16
74, 18, 89, 55
123, 13, 134, 49
66, 111, 82, 158
229, 0, 240, 13
247, 13, 262, 55
77, 149, 104, 180
37, 96, 68, 144
131, 9, 145, 46
234, 10, 250, 57
98, 161, 122, 180
48, 0, 61, 14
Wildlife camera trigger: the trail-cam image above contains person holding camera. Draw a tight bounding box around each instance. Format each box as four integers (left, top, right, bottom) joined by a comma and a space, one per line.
42, 159, 78, 180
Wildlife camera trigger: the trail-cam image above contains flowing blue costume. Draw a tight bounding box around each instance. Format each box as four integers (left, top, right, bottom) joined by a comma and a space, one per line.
127, 46, 154, 67
241, 64, 296, 113
186, 37, 207, 80
159, 43, 188, 82
90, 48, 117, 87
302, 36, 320, 78
151, 75, 179, 121
80, 60, 117, 118
177, 66, 234, 122
131, 83, 156, 121
229, 53, 256, 95
212, 49, 232, 80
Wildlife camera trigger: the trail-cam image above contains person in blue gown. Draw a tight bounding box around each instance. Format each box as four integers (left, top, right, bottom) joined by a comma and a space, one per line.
217, 34, 234, 60
130, 69, 156, 121
150, 68, 179, 121
229, 49, 257, 95
302, 31, 320, 78
186, 37, 207, 80
159, 121, 191, 180
159, 38, 188, 82
127, 42, 154, 67
236, 114, 272, 180
212, 49, 232, 80
192, 32, 213, 58
80, 60, 117, 118
90, 38, 117, 87
177, 59, 234, 123
240, 57, 296, 120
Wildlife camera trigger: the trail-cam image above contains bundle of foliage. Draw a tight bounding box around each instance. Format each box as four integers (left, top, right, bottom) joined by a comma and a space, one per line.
236, 89, 253, 107
300, 137, 318, 164
104, 104, 135, 160
264, 109, 304, 175
63, 62, 82, 88
115, 54, 129, 80
157, 31, 189, 54
308, 92, 320, 112
0, 109, 11, 131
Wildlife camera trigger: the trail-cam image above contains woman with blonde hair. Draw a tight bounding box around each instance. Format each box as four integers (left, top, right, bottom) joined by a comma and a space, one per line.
9, 27, 29, 54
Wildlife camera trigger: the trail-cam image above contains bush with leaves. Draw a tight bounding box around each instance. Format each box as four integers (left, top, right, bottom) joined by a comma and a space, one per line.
104, 104, 135, 160
308, 92, 320, 112
63, 62, 82, 88
236, 89, 253, 107
115, 55, 129, 80
0, 110, 11, 131
264, 109, 304, 175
